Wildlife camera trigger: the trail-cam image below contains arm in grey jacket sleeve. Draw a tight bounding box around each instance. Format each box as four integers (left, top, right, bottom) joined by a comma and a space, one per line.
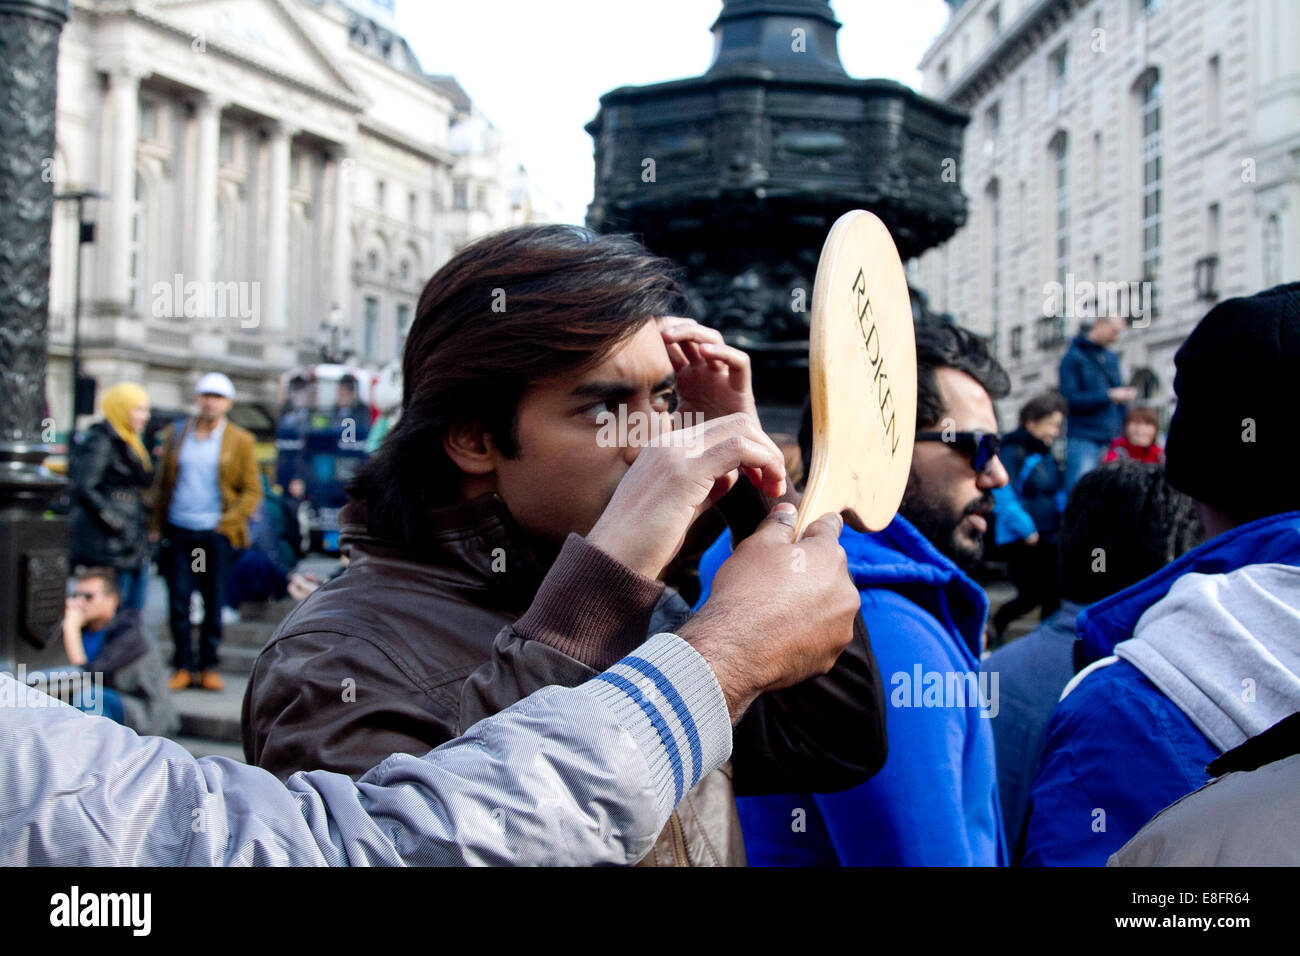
0, 633, 730, 867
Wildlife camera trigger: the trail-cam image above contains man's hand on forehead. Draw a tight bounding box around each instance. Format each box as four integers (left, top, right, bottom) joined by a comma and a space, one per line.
658, 317, 758, 423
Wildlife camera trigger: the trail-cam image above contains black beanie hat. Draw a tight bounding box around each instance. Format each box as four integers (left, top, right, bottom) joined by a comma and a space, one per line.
1164, 281, 1300, 522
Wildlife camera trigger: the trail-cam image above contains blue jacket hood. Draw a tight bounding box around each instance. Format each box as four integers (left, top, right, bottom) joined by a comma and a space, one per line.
1077, 510, 1300, 664
841, 515, 989, 661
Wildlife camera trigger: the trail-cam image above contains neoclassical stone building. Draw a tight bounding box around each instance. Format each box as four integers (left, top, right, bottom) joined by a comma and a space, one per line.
911, 0, 1299, 423
46, 0, 539, 428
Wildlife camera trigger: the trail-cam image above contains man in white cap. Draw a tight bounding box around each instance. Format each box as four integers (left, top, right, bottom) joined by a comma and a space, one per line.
151, 372, 261, 691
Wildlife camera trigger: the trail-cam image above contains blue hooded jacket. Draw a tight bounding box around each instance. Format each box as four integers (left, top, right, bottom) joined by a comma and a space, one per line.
1022, 511, 1300, 866
695, 515, 1007, 866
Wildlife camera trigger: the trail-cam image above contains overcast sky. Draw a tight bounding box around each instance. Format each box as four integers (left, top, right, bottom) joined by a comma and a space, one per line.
395, 1, 951, 224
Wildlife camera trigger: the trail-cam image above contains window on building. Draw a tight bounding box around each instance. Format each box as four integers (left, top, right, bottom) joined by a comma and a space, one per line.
375, 179, 386, 212
1206, 55, 1222, 132
986, 4, 1001, 39
986, 179, 1001, 353
475, 185, 487, 211
399, 259, 410, 283
1051, 132, 1070, 288
364, 296, 379, 358
1264, 213, 1282, 286
1138, 70, 1162, 318
129, 172, 147, 314
219, 126, 234, 165
985, 101, 1001, 142
938, 60, 950, 91
452, 180, 468, 210
1092, 131, 1103, 196
1048, 45, 1068, 113
1010, 325, 1023, 358
1018, 75, 1027, 118
396, 302, 411, 349
1197, 202, 1222, 302
1035, 314, 1067, 349
408, 191, 418, 222
367, 249, 379, 274
139, 98, 159, 142
1141, 0, 1162, 17
215, 194, 227, 280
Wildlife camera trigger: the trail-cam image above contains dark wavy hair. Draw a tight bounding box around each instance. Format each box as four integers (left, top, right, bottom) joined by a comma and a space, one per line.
348, 224, 688, 542
914, 319, 1011, 429
1058, 460, 1203, 604
1018, 391, 1067, 427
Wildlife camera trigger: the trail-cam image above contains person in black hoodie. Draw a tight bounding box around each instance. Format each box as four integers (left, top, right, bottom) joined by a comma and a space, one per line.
990, 391, 1068, 643
68, 382, 154, 610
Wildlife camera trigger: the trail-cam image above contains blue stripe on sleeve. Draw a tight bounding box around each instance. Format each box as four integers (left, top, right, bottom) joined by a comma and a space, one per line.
593, 672, 685, 805
620, 656, 702, 788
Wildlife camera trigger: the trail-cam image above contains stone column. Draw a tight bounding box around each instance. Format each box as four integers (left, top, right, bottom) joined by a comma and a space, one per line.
265, 121, 293, 332
0, 0, 71, 669
105, 66, 142, 311
331, 145, 352, 323
192, 92, 222, 287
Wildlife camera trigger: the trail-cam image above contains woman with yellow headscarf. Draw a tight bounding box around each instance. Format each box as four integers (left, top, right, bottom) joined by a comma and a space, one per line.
69, 382, 154, 610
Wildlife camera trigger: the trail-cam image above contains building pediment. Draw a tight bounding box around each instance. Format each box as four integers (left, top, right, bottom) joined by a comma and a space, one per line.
141, 0, 362, 107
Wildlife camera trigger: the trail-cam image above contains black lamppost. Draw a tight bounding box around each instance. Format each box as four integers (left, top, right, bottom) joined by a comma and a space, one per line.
53, 189, 102, 440
0, 0, 72, 671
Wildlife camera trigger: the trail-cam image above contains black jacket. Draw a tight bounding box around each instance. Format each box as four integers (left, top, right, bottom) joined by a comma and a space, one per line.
68, 422, 152, 571
999, 427, 1065, 541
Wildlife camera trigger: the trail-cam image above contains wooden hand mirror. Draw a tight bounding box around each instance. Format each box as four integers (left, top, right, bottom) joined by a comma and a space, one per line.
793, 210, 917, 539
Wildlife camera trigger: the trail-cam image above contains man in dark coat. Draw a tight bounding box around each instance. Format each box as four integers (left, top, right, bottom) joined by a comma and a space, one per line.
1057, 315, 1137, 491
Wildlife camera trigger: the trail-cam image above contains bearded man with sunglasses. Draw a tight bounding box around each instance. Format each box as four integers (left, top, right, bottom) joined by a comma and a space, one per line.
701, 318, 1013, 866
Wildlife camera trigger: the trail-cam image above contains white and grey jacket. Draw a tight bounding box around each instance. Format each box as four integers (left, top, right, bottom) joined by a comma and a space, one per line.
0, 632, 731, 866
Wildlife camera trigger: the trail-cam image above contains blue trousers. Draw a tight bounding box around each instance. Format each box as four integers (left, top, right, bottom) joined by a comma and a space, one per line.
1064, 437, 1107, 494
116, 566, 149, 612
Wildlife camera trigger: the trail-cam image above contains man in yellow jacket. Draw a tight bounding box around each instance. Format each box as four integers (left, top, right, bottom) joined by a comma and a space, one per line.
152, 372, 261, 692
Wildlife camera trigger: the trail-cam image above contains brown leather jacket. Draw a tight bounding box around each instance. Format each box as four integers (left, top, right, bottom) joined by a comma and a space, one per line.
151, 417, 261, 549
243, 492, 886, 865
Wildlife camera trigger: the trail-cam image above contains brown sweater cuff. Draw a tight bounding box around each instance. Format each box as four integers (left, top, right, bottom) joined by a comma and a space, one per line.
514, 533, 666, 671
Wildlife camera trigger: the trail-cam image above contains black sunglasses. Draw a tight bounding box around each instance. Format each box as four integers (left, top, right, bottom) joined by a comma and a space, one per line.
914, 430, 1001, 474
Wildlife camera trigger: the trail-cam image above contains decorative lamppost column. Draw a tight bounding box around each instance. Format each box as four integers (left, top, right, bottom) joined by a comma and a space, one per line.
0, 0, 72, 671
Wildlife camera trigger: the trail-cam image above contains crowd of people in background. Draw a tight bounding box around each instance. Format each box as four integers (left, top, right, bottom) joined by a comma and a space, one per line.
23, 222, 1299, 867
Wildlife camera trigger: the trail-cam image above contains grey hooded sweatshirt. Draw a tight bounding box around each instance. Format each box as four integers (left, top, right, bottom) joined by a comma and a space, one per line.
1114, 563, 1300, 752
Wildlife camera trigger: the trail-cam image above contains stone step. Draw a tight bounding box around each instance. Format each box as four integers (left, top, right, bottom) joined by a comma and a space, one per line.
173, 673, 247, 745
219, 643, 262, 677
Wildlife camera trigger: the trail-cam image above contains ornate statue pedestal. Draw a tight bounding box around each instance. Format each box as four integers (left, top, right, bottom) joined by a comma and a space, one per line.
587, 0, 969, 406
